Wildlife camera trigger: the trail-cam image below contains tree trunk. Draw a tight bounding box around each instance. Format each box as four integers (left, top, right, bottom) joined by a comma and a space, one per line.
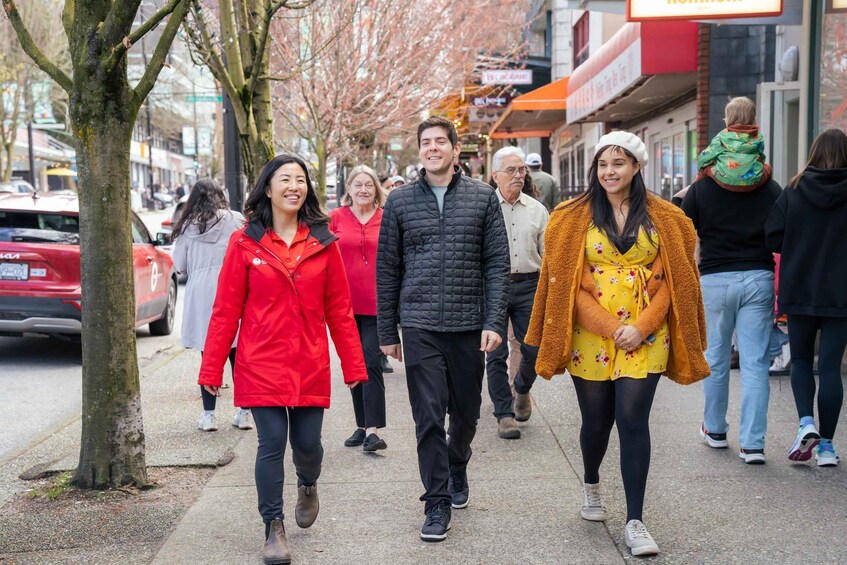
237, 82, 274, 188
315, 137, 327, 204
70, 68, 147, 489
1, 142, 13, 182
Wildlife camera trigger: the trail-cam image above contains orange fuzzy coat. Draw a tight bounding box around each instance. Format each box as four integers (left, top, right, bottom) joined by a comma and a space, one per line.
525, 194, 709, 385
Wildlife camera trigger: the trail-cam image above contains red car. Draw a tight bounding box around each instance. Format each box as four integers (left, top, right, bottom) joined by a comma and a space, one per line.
0, 192, 177, 338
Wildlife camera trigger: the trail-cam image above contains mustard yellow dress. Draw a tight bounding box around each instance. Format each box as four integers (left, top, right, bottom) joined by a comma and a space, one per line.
567, 225, 670, 381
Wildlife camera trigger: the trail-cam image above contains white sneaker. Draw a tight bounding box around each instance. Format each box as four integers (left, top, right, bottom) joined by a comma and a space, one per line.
232, 409, 254, 430
580, 483, 606, 521
769, 342, 792, 372
625, 519, 660, 556
198, 411, 218, 431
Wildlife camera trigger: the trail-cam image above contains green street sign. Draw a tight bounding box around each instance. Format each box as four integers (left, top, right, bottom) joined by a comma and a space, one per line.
185, 94, 222, 103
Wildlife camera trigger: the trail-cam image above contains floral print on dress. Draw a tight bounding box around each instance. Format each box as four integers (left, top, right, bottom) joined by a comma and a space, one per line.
567, 225, 670, 382
595, 347, 610, 366
571, 349, 583, 366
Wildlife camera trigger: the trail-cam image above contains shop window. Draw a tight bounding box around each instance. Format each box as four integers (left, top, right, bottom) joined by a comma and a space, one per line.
560, 154, 572, 200
575, 143, 586, 194
672, 132, 685, 196
573, 14, 590, 70
688, 129, 698, 183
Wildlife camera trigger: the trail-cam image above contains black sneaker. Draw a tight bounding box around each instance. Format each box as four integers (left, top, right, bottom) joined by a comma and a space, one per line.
420, 502, 451, 542
381, 354, 394, 373
699, 423, 728, 449
362, 433, 387, 452
344, 428, 366, 447
448, 468, 469, 509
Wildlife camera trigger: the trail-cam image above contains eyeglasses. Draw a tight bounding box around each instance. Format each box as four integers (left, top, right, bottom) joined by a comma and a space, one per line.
497, 166, 528, 177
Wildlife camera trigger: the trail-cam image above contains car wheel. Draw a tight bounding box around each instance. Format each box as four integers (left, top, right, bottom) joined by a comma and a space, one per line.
149, 278, 176, 336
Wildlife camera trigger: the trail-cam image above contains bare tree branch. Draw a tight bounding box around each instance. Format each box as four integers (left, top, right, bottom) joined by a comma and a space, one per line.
101, 0, 142, 53
106, 0, 183, 71
219, 0, 246, 91
131, 0, 191, 112
186, 1, 241, 107
1, 0, 72, 93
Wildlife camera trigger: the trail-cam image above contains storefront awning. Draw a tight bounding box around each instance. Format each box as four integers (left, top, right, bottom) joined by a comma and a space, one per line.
566, 21, 698, 124
489, 77, 568, 139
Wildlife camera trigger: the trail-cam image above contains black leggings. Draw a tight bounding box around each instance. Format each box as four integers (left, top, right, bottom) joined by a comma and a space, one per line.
200, 348, 237, 411
572, 374, 660, 522
788, 315, 847, 439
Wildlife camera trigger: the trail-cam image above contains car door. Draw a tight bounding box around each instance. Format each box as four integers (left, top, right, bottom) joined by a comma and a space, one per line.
130, 213, 158, 323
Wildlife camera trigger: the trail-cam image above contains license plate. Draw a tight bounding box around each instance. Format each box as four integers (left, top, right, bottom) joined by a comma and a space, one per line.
0, 262, 28, 281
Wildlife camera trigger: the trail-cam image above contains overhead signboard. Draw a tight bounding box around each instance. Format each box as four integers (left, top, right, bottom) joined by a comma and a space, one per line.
471, 94, 512, 108
481, 69, 533, 86
627, 0, 783, 21
828, 0, 847, 13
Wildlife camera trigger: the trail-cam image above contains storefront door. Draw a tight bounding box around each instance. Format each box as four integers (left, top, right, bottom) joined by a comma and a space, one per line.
758, 81, 801, 187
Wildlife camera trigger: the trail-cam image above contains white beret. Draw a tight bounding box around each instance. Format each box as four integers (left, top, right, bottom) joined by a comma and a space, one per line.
594, 131, 649, 167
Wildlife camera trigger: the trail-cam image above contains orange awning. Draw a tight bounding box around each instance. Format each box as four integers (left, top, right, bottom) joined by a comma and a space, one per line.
489, 77, 568, 139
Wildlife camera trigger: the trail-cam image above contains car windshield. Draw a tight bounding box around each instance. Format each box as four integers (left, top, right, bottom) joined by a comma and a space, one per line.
0, 210, 80, 244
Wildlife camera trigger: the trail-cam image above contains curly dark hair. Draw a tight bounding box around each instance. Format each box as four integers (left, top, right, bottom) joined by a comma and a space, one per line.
243, 154, 329, 227
171, 178, 230, 238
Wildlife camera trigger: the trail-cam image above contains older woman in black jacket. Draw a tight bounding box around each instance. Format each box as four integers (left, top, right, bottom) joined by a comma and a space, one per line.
765, 128, 847, 467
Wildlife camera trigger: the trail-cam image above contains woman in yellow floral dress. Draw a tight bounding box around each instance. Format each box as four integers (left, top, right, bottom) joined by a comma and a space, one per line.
558, 132, 681, 557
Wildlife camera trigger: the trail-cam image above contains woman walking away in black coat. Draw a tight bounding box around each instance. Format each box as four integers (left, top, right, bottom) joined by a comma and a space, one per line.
765, 128, 847, 467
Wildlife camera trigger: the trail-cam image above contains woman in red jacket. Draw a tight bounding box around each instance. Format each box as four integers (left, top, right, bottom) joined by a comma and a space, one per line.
199, 154, 367, 565
329, 165, 388, 452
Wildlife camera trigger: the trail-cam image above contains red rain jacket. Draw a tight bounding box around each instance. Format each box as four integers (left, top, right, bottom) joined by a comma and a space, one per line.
198, 221, 367, 408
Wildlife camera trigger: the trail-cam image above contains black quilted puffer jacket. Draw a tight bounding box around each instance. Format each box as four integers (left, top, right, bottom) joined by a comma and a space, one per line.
376, 168, 510, 344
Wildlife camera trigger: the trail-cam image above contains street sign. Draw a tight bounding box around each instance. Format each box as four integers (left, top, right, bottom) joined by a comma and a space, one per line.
185, 94, 222, 103
481, 69, 533, 86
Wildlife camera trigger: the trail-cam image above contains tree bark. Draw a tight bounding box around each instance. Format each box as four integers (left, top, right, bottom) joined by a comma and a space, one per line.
69, 41, 147, 492
2, 142, 14, 182
71, 113, 147, 488
314, 136, 327, 202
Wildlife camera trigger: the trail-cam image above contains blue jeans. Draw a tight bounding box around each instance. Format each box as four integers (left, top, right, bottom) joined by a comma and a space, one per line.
701, 270, 774, 450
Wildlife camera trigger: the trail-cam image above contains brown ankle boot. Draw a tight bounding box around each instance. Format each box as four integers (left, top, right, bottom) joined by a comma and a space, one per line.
263, 518, 291, 564
295, 484, 319, 528
514, 392, 532, 422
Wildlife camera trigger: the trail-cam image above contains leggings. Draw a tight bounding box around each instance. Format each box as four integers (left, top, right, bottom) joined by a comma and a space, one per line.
788, 315, 847, 439
252, 406, 324, 526
199, 348, 237, 411
572, 373, 661, 522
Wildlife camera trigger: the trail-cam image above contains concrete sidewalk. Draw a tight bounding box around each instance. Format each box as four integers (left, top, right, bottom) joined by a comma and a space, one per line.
153, 349, 847, 564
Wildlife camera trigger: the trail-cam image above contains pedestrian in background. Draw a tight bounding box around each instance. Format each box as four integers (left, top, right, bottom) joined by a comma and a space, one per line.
330, 164, 389, 452
199, 154, 367, 564
377, 116, 510, 542
171, 179, 250, 432
526, 131, 708, 558
765, 127, 847, 467
485, 146, 548, 440
682, 96, 782, 464
526, 152, 562, 212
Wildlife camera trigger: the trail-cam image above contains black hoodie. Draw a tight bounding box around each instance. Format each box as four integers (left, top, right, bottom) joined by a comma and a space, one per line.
765, 167, 847, 316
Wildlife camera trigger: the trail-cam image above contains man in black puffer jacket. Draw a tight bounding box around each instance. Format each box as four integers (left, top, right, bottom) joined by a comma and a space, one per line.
377, 116, 509, 542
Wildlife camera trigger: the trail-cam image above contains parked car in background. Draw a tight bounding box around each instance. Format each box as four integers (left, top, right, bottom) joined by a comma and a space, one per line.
0, 179, 36, 194
0, 192, 177, 339
325, 180, 338, 211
